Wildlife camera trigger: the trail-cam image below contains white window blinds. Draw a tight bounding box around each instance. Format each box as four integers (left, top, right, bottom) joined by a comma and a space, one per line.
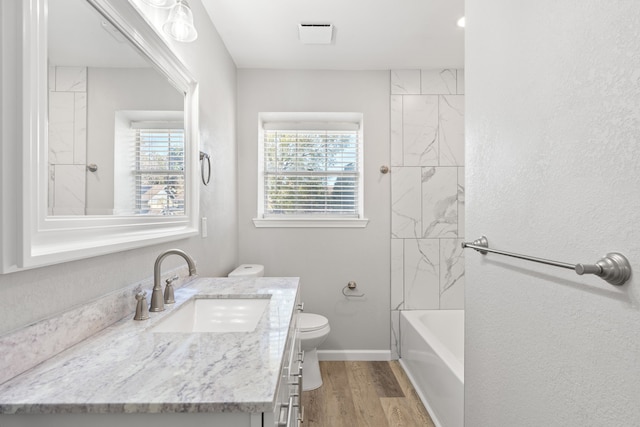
134, 128, 185, 215
262, 128, 361, 218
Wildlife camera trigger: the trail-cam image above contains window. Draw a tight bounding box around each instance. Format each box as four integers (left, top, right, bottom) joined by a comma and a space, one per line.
133, 126, 185, 215
255, 112, 368, 228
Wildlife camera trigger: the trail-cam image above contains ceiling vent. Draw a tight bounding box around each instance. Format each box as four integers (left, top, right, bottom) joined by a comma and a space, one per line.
298, 24, 334, 44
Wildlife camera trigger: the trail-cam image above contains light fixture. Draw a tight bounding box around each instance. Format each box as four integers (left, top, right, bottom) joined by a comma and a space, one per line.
162, 0, 198, 42
457, 16, 466, 28
141, 0, 177, 8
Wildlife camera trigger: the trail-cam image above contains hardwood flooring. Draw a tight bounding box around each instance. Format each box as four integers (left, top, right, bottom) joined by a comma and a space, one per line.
301, 361, 435, 427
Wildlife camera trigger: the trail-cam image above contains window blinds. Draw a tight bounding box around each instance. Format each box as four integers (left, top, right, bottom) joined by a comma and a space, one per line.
263, 129, 360, 217
134, 128, 185, 215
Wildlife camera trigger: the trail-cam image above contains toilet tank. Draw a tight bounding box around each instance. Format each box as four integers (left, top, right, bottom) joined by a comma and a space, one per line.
228, 264, 264, 278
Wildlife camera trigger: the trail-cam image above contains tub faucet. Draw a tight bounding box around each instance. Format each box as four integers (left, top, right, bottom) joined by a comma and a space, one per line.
150, 249, 197, 312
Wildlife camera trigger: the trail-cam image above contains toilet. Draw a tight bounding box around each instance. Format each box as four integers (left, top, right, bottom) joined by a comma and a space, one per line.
228, 264, 331, 391
228, 264, 264, 278
298, 312, 330, 391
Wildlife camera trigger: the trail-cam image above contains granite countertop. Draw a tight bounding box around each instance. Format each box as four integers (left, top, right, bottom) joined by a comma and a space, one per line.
0, 277, 299, 415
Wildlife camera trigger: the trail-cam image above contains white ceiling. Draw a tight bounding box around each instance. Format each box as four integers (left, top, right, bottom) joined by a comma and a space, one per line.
200, 0, 465, 70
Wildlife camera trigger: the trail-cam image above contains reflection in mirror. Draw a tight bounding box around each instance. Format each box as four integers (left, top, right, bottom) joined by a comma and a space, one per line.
5, 0, 199, 272
47, 0, 185, 216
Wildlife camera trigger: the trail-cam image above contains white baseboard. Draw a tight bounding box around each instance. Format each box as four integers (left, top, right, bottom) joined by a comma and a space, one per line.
317, 350, 394, 361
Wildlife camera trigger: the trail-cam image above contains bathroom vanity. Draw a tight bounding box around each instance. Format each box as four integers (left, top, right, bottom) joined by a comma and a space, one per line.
0, 277, 302, 427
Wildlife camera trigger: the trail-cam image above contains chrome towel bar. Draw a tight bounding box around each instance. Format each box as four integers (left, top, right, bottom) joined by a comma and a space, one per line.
461, 236, 632, 286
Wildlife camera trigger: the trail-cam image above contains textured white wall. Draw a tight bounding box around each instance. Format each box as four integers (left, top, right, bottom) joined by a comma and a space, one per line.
0, 0, 238, 335
237, 69, 391, 353
465, 1, 640, 425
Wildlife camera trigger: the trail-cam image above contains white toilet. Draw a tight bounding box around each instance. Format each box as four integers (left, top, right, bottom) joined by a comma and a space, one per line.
228, 264, 330, 391
298, 312, 330, 391
228, 264, 264, 278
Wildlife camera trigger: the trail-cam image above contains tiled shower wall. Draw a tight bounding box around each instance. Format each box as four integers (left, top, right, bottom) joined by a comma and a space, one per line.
390, 69, 465, 358
48, 66, 88, 215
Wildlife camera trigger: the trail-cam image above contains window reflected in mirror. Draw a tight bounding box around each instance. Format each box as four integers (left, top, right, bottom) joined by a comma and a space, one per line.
47, 0, 185, 216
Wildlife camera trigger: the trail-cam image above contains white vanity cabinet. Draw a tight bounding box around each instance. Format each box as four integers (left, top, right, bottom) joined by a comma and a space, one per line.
264, 300, 303, 427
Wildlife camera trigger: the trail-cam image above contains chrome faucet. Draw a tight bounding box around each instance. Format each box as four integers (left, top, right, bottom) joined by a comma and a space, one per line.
150, 249, 197, 312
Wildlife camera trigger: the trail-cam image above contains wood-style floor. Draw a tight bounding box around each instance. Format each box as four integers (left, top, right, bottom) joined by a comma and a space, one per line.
301, 361, 435, 427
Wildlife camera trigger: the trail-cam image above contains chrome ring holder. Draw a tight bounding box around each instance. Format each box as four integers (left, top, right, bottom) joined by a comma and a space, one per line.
462, 236, 632, 286
200, 151, 211, 185
342, 281, 365, 297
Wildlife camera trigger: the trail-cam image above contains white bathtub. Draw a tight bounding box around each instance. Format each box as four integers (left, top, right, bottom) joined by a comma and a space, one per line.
399, 310, 464, 427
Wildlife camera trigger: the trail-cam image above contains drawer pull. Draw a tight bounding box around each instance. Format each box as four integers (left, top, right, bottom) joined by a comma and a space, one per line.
278, 397, 294, 427
297, 364, 304, 404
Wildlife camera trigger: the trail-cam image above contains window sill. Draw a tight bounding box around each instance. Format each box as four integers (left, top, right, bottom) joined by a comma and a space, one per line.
253, 218, 369, 228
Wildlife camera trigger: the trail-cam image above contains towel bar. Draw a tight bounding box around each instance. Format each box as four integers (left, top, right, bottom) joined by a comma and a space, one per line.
461, 236, 631, 286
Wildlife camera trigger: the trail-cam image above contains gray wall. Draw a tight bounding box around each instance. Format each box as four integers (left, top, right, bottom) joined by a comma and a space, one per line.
465, 0, 640, 425
0, 0, 238, 336
237, 69, 391, 354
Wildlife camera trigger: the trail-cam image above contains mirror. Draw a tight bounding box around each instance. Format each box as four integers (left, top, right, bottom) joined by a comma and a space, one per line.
48, 0, 186, 216
3, 0, 199, 273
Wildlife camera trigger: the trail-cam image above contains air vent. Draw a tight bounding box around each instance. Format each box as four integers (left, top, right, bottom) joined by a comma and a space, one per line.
298, 23, 334, 44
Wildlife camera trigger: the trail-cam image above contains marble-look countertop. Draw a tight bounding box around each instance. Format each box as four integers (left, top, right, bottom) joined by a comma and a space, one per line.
0, 277, 299, 415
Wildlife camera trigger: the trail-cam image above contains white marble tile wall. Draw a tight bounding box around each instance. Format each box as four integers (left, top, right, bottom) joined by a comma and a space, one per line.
390, 69, 421, 94
421, 69, 457, 95
48, 66, 88, 214
55, 66, 87, 92
48, 92, 75, 164
74, 92, 87, 164
439, 95, 465, 166
422, 166, 458, 238
402, 95, 439, 165
391, 69, 465, 96
390, 69, 465, 357
52, 164, 86, 215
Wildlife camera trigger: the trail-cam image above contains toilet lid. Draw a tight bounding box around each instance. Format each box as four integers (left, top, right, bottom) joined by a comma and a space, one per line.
299, 313, 328, 332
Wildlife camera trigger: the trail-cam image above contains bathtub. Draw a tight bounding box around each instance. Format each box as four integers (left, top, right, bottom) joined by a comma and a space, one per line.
399, 310, 464, 427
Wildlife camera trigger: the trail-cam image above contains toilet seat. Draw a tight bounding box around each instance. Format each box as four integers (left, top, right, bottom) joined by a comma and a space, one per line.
299, 313, 329, 332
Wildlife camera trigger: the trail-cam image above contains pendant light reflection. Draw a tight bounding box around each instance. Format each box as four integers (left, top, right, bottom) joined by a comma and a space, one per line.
162, 0, 198, 42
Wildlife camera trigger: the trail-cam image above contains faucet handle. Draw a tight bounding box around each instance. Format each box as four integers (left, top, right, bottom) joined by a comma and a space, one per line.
133, 291, 150, 321
164, 276, 178, 305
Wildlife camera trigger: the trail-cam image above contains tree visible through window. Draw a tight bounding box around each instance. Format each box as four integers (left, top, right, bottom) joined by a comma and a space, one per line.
262, 127, 361, 218
134, 128, 185, 215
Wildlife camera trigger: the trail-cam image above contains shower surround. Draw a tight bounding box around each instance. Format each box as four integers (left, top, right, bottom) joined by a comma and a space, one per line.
48, 66, 88, 215
389, 69, 465, 358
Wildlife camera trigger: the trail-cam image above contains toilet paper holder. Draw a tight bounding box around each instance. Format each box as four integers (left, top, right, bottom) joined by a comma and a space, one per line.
342, 281, 365, 297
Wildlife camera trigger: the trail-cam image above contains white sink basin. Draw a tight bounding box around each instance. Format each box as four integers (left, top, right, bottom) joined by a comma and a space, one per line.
149, 297, 270, 333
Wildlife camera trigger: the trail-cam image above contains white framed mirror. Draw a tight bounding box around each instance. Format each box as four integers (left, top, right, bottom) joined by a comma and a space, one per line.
5, 0, 199, 272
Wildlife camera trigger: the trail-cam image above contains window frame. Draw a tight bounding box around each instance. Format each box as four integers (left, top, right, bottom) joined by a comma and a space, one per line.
133, 126, 185, 216
254, 112, 368, 228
